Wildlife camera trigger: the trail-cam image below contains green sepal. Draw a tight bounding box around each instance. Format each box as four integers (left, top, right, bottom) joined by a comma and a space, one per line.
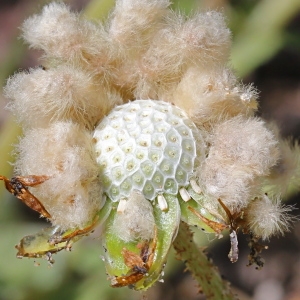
179, 186, 227, 234
135, 194, 181, 290
102, 194, 181, 290
102, 204, 138, 278
16, 199, 112, 259
16, 226, 77, 259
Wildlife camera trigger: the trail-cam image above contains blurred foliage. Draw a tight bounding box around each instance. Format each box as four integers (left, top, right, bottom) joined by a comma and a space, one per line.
0, 0, 299, 299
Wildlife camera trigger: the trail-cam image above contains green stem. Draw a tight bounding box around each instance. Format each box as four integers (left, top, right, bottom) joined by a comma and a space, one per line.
173, 222, 236, 300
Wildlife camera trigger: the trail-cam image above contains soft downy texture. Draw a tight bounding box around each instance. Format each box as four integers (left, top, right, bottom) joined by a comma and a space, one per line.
131, 10, 231, 100
14, 122, 103, 229
2, 0, 300, 292
4, 0, 298, 238
22, 2, 112, 66
197, 116, 280, 213
112, 191, 156, 242
243, 195, 295, 240
172, 66, 258, 127
5, 65, 122, 130
109, 0, 171, 46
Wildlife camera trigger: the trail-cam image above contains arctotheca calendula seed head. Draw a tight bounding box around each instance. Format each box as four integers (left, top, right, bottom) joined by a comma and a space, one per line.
1, 0, 299, 292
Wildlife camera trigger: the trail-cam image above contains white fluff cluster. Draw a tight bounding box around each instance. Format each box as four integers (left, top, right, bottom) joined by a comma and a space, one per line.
109, 0, 170, 46
112, 191, 155, 242
173, 67, 258, 127
5, 66, 122, 130
244, 195, 295, 240
4, 1, 298, 238
198, 117, 279, 212
22, 3, 110, 64
14, 122, 103, 229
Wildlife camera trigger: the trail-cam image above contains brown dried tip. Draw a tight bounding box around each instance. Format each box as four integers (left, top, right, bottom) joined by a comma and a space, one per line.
112, 227, 157, 288
0, 175, 51, 218
247, 234, 268, 269
111, 245, 149, 288
188, 206, 228, 235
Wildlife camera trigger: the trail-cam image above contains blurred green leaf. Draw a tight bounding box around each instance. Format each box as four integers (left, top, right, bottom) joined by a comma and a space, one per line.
231, 0, 300, 77
84, 0, 115, 20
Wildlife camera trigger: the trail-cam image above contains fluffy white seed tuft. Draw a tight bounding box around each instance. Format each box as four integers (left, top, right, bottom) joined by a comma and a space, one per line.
125, 10, 231, 100
5, 66, 122, 129
112, 191, 155, 242
22, 2, 110, 63
109, 0, 170, 46
244, 195, 295, 240
198, 116, 279, 210
208, 117, 279, 173
173, 67, 258, 126
4, 1, 295, 249
141, 10, 231, 73
176, 11, 231, 66
14, 122, 103, 229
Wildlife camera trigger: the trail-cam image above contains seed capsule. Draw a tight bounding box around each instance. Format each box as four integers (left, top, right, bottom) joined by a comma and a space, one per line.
93, 100, 205, 203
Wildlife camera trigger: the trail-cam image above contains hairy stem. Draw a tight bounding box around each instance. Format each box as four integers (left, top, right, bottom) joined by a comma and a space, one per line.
173, 222, 236, 300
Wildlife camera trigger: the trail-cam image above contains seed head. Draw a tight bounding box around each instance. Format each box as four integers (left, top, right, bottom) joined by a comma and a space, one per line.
2, 0, 299, 291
